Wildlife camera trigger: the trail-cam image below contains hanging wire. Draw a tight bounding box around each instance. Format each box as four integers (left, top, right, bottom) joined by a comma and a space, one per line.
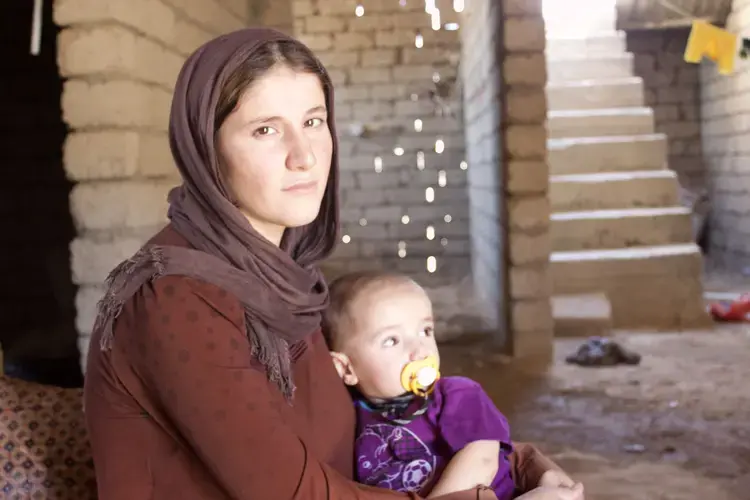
30, 0, 43, 55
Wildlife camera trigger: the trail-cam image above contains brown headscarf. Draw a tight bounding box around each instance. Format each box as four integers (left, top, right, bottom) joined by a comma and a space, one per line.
92, 28, 339, 400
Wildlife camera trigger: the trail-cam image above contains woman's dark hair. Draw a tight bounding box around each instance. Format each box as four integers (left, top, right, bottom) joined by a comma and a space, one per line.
214, 39, 330, 130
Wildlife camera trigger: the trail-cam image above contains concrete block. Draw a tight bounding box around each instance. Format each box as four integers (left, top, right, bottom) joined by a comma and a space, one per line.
361, 49, 398, 67
508, 196, 550, 231
363, 206, 404, 222
551, 244, 711, 329
305, 15, 346, 33
334, 32, 375, 49
507, 125, 547, 160
70, 237, 147, 285
509, 230, 550, 266
58, 25, 182, 88
552, 293, 613, 338
507, 87, 547, 124
70, 179, 176, 231
550, 170, 680, 212
159, 0, 244, 34
512, 298, 554, 333
507, 161, 549, 194
551, 206, 693, 251
548, 134, 667, 175
54, 0, 176, 46
546, 33, 626, 59
172, 19, 214, 55
75, 285, 105, 335
504, 0, 542, 15
347, 13, 396, 32
504, 17, 546, 52
504, 53, 546, 85
54, 0, 224, 56
64, 131, 174, 181
547, 107, 655, 139
62, 80, 171, 130
298, 33, 334, 51
510, 265, 551, 299
547, 53, 634, 83
315, 50, 359, 68
349, 67, 392, 84
512, 328, 554, 362
218, 0, 250, 20
547, 77, 644, 110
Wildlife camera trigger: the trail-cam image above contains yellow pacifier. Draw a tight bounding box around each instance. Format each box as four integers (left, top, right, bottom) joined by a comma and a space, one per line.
400, 356, 440, 397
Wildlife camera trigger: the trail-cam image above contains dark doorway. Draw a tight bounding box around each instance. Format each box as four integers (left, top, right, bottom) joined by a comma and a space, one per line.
1, 0, 82, 387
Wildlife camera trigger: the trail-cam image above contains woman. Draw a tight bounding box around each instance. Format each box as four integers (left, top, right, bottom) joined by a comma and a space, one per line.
84, 28, 574, 500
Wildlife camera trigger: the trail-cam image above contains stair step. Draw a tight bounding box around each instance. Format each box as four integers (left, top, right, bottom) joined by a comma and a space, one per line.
551, 244, 710, 329
547, 77, 645, 110
552, 293, 613, 338
548, 107, 655, 139
551, 207, 693, 251
547, 53, 633, 83
549, 134, 667, 175
546, 33, 626, 59
550, 170, 679, 212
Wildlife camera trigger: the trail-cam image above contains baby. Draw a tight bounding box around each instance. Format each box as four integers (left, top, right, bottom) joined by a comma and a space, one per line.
322, 271, 584, 500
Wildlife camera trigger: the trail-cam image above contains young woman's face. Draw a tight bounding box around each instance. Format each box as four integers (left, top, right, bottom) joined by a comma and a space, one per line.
216, 64, 332, 246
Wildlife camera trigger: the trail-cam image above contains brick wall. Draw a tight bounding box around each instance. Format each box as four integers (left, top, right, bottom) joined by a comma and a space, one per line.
54, 0, 256, 367
460, 0, 552, 357
626, 28, 704, 191
701, 0, 750, 271
293, 0, 470, 289
252, 0, 294, 33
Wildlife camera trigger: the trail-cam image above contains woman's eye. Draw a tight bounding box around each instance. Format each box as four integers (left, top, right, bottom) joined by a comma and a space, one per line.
254, 126, 275, 137
306, 117, 325, 127
420, 327, 433, 337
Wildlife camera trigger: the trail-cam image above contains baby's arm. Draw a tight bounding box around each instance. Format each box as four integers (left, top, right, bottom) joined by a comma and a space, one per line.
423, 378, 514, 497
428, 440, 500, 498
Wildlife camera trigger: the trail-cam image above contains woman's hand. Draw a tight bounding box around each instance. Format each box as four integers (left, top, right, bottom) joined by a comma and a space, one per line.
427, 440, 500, 498
539, 469, 578, 489
515, 483, 584, 500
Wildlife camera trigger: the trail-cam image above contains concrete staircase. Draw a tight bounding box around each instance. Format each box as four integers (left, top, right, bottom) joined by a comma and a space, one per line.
545, 28, 710, 331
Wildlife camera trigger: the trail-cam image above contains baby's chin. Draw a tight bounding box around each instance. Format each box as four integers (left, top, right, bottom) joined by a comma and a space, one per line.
357, 384, 407, 402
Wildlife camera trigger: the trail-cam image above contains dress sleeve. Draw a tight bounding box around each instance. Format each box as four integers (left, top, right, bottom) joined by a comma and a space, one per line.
507, 443, 560, 492
123, 278, 495, 500
436, 377, 513, 451
436, 377, 558, 492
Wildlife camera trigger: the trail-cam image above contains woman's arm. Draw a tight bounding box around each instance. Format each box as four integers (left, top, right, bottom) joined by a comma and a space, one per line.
508, 443, 562, 492
123, 277, 495, 500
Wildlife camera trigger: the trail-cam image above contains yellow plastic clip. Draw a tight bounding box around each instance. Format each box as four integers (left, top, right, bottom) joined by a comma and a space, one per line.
400, 356, 440, 397
684, 20, 738, 75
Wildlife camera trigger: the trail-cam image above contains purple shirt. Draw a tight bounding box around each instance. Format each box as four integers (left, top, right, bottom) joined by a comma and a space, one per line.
354, 376, 515, 499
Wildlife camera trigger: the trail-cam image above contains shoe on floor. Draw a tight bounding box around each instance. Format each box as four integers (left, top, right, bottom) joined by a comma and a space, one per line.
565, 337, 641, 367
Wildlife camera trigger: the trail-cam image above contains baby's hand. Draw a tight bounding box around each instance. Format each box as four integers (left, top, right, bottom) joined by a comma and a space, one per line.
427, 440, 500, 498
516, 483, 584, 500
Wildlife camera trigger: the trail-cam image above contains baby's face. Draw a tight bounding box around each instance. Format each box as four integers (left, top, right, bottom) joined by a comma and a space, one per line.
337, 281, 440, 400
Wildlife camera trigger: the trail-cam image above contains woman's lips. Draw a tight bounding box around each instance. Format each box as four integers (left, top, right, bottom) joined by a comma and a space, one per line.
282, 180, 318, 193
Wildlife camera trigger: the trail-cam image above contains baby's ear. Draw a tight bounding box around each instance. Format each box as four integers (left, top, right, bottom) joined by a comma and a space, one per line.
330, 351, 358, 386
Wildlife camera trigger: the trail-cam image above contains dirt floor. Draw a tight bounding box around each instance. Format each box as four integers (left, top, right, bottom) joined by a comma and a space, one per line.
440, 324, 750, 499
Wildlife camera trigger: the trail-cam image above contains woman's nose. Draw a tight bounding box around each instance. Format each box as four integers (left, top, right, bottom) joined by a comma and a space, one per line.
286, 133, 316, 171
